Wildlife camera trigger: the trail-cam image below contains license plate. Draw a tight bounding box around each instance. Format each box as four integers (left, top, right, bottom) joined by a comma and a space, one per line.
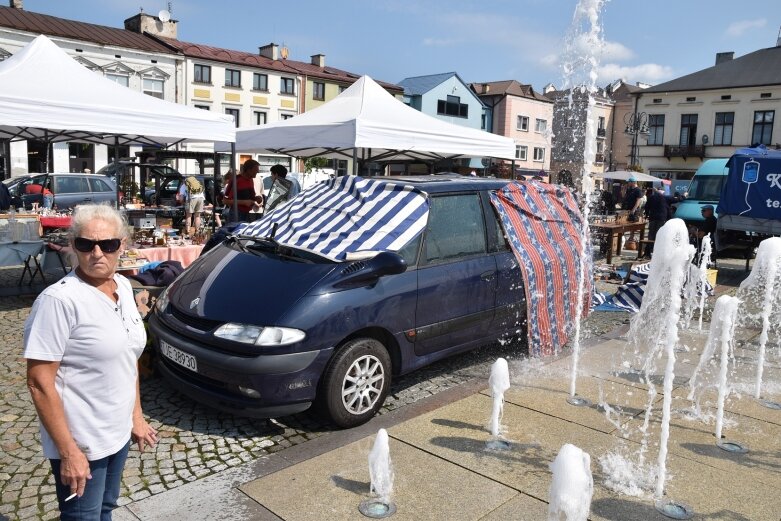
160, 340, 198, 373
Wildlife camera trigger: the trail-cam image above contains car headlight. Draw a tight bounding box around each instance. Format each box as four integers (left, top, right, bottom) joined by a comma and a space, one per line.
213, 323, 306, 346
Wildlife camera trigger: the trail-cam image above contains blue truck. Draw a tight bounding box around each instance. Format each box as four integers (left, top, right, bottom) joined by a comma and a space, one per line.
715, 146, 781, 264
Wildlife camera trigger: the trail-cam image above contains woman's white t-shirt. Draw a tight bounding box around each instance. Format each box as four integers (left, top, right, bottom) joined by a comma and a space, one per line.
23, 272, 146, 461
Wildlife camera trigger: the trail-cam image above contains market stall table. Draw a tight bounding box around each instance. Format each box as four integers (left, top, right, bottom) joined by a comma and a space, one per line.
0, 240, 45, 284
40, 215, 72, 231
589, 219, 646, 265
121, 243, 204, 275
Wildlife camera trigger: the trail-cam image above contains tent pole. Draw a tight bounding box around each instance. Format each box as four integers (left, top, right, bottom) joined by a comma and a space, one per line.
352, 149, 357, 176
231, 143, 238, 222
212, 152, 219, 232
511, 160, 516, 180
44, 129, 51, 174
113, 136, 120, 209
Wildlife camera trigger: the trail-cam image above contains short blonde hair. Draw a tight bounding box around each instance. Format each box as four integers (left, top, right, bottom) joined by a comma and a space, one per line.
69, 204, 129, 242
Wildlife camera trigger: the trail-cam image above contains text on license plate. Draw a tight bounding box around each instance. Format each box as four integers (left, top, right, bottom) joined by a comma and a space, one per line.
160, 340, 198, 373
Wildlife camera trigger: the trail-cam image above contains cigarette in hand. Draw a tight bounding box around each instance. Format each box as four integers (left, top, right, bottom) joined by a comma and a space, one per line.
65, 493, 78, 502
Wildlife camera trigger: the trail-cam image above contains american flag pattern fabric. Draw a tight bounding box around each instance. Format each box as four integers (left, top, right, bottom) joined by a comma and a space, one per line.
236, 175, 429, 261
489, 181, 591, 357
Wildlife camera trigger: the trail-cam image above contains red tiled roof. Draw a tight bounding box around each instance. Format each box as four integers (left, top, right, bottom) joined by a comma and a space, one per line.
471, 80, 552, 103
157, 36, 402, 93
0, 6, 176, 54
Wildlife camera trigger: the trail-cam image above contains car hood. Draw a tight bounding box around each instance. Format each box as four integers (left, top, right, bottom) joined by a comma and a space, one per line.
168, 242, 337, 325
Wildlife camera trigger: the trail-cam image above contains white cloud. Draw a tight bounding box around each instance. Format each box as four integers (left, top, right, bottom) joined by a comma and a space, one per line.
598, 63, 675, 85
602, 41, 635, 61
726, 19, 767, 37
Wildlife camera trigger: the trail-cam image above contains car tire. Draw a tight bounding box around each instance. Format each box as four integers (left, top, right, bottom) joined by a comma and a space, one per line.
318, 338, 391, 428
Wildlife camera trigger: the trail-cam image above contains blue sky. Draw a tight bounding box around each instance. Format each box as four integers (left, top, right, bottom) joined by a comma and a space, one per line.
24, 0, 781, 91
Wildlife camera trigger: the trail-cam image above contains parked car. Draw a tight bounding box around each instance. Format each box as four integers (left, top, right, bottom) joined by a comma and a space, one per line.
7, 172, 118, 210
97, 161, 183, 204
149, 176, 526, 428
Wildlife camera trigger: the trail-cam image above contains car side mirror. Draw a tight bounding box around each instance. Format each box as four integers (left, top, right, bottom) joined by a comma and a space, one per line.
333, 251, 407, 289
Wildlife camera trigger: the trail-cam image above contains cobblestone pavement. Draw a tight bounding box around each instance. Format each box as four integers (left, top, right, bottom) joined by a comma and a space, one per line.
0, 255, 749, 521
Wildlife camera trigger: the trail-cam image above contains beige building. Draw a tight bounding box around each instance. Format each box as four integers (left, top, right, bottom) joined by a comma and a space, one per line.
471, 80, 553, 178
633, 42, 781, 193
545, 85, 614, 188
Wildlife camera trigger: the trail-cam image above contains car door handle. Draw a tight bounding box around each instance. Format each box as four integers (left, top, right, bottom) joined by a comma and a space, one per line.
480, 271, 495, 282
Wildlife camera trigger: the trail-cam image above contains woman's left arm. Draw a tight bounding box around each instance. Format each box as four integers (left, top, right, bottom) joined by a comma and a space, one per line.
131, 372, 157, 452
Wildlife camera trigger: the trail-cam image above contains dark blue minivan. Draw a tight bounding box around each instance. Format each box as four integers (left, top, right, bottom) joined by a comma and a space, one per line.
149, 176, 526, 427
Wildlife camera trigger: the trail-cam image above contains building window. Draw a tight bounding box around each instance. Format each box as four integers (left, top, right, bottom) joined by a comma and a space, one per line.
436, 95, 468, 118
225, 69, 241, 88
686, 97, 696, 102
721, 94, 732, 101
760, 92, 772, 99
653, 98, 663, 103
281, 113, 294, 120
338, 85, 347, 94
194, 104, 210, 111
142, 78, 164, 99
752, 110, 774, 145
679, 114, 698, 146
534, 118, 547, 133
313, 81, 325, 101
598, 116, 605, 130
225, 108, 240, 127
254, 111, 267, 125
648, 114, 665, 145
714, 112, 734, 146
281, 77, 295, 95
533, 147, 545, 162
194, 64, 211, 84
252, 73, 268, 91
517, 115, 529, 131
481, 113, 486, 130
515, 145, 528, 160
106, 73, 129, 87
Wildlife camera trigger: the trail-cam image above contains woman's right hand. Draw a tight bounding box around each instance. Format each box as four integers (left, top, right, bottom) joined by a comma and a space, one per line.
60, 449, 92, 497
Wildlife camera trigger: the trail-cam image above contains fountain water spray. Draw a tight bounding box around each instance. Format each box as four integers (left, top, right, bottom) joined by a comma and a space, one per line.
709, 296, 747, 453
626, 219, 695, 518
696, 235, 712, 331
558, 0, 606, 403
548, 444, 593, 521
487, 358, 512, 450
688, 295, 739, 417
359, 429, 396, 518
736, 237, 781, 404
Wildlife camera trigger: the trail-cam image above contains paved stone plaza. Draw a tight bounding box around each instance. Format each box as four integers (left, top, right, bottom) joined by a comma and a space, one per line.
0, 259, 752, 520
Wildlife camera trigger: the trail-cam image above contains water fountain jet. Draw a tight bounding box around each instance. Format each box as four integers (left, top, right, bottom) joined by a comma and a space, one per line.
359, 428, 396, 518
487, 358, 512, 450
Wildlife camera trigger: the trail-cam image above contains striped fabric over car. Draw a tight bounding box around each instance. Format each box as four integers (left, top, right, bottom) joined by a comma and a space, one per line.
236, 175, 430, 261
490, 181, 591, 357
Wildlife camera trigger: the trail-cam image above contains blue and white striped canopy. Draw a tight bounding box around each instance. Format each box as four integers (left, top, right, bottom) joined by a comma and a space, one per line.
237, 175, 430, 261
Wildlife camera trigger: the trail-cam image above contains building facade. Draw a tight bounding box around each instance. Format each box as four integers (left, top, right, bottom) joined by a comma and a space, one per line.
545, 85, 614, 188
633, 43, 781, 194
471, 80, 553, 178
0, 5, 181, 176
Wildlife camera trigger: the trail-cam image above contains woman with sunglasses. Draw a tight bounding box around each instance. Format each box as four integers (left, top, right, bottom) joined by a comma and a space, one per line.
23, 204, 157, 520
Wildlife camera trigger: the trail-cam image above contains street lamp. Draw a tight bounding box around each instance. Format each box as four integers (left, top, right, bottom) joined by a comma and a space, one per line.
624, 111, 650, 168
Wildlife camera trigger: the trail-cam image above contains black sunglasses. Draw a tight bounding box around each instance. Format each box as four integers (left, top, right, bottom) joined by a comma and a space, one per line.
73, 237, 122, 253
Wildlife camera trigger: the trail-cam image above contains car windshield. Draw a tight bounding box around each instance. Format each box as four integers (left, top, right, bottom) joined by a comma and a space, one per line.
687, 175, 726, 201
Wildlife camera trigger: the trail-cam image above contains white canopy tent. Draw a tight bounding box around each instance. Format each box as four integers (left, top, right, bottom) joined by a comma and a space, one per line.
219, 75, 515, 165
0, 35, 235, 147
591, 170, 659, 183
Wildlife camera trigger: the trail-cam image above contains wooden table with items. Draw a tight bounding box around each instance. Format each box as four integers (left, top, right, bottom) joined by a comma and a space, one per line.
589, 219, 647, 265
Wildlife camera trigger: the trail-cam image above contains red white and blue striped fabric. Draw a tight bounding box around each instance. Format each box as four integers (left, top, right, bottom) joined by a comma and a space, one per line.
489, 181, 591, 357
236, 175, 429, 261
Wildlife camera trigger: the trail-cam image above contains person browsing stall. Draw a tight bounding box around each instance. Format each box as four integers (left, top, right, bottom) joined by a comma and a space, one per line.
224, 159, 263, 222
177, 176, 206, 236
690, 204, 718, 264
264, 164, 301, 213
621, 176, 643, 220
23, 204, 157, 520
